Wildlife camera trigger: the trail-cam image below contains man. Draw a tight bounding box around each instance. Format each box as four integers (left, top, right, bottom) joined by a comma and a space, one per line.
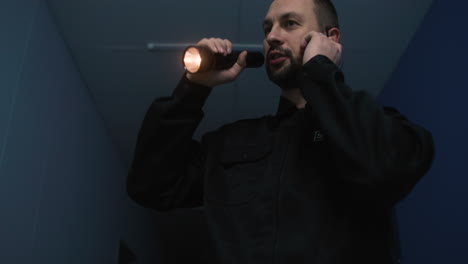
127, 0, 434, 263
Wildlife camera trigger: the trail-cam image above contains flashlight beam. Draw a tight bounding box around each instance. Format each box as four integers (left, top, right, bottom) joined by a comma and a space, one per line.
147, 42, 263, 52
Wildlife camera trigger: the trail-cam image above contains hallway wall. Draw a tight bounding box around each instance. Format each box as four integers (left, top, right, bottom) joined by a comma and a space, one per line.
0, 1, 162, 263
379, 0, 468, 262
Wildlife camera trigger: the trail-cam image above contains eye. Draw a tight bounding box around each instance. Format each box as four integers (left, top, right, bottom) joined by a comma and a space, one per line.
263, 26, 272, 36
285, 20, 298, 27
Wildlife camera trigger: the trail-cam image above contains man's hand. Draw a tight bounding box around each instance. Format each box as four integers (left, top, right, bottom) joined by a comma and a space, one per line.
300, 31, 342, 66
186, 38, 247, 87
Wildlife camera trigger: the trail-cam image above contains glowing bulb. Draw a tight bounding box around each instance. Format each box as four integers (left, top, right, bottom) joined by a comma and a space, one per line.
183, 47, 202, 73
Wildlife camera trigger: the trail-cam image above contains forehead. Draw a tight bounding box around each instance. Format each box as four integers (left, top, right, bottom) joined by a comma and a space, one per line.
264, 0, 315, 21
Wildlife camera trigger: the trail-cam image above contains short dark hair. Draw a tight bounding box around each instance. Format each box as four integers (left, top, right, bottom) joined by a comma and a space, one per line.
313, 0, 339, 32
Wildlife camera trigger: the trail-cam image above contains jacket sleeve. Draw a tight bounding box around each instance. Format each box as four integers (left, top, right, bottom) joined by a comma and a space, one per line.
299, 55, 435, 206
127, 75, 212, 211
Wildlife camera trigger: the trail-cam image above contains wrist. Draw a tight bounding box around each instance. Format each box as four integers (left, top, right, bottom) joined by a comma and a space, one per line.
302, 55, 344, 83
186, 72, 214, 87
171, 74, 213, 108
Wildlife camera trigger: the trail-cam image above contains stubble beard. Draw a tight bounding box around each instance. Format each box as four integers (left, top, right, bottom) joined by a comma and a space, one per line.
266, 47, 303, 90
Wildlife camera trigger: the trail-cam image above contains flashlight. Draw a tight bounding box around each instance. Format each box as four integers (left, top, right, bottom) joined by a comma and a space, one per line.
183, 46, 264, 73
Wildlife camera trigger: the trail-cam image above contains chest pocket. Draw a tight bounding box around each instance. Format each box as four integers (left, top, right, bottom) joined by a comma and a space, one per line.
205, 144, 272, 206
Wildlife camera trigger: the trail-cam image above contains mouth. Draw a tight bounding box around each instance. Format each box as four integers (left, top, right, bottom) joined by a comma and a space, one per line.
268, 50, 287, 65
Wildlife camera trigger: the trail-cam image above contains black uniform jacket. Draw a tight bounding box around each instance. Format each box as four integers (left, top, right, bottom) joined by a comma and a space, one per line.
127, 55, 434, 264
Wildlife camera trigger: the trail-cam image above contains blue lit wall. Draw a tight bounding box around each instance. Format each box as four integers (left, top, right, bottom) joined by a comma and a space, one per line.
380, 0, 468, 263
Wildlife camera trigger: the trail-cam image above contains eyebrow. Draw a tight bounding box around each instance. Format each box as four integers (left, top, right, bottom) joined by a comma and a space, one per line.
263, 12, 302, 27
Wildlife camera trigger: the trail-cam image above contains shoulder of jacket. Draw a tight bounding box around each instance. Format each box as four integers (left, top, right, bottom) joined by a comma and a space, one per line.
382, 106, 408, 121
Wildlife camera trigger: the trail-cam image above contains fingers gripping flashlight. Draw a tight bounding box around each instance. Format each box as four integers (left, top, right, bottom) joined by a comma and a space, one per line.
183, 46, 264, 73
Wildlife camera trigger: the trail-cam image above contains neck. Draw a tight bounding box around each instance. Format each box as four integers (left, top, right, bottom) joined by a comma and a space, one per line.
281, 88, 307, 109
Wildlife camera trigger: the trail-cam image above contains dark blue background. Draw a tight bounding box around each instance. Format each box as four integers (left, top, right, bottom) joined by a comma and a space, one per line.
380, 0, 468, 262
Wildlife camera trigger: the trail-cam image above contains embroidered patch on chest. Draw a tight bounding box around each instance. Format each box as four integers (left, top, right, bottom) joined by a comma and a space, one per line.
313, 130, 325, 142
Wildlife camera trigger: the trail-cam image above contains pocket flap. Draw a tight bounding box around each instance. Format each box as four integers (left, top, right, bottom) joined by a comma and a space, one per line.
219, 145, 272, 165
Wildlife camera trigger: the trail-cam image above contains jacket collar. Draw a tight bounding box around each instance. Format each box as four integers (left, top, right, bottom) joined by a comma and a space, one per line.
265, 96, 300, 130
275, 96, 298, 120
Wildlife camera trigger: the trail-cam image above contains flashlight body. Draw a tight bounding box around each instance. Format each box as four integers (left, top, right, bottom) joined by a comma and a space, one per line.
214, 51, 242, 70
183, 46, 264, 73
213, 50, 264, 70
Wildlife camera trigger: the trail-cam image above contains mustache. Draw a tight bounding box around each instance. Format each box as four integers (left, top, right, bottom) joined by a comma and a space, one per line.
268, 46, 293, 57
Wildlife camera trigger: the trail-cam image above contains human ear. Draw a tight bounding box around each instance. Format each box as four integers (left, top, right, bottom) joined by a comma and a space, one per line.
326, 27, 340, 43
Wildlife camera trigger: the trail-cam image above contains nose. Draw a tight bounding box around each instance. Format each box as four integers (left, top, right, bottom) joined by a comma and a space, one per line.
265, 25, 283, 47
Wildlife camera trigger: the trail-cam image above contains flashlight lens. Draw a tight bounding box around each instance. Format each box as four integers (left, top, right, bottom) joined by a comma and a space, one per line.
184, 47, 202, 73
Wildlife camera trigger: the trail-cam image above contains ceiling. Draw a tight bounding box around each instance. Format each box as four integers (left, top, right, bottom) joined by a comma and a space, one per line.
46, 0, 434, 167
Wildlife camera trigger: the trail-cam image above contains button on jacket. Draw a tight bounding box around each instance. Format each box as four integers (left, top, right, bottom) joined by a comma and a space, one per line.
127, 55, 434, 264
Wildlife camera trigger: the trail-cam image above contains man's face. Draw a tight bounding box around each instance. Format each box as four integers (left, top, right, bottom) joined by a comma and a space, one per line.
263, 0, 320, 86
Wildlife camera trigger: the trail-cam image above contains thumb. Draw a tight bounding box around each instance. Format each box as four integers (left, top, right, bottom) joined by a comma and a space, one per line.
226, 50, 247, 78
236, 50, 248, 68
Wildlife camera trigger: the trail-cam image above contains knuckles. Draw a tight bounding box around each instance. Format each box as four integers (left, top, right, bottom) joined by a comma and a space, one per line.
197, 37, 232, 53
